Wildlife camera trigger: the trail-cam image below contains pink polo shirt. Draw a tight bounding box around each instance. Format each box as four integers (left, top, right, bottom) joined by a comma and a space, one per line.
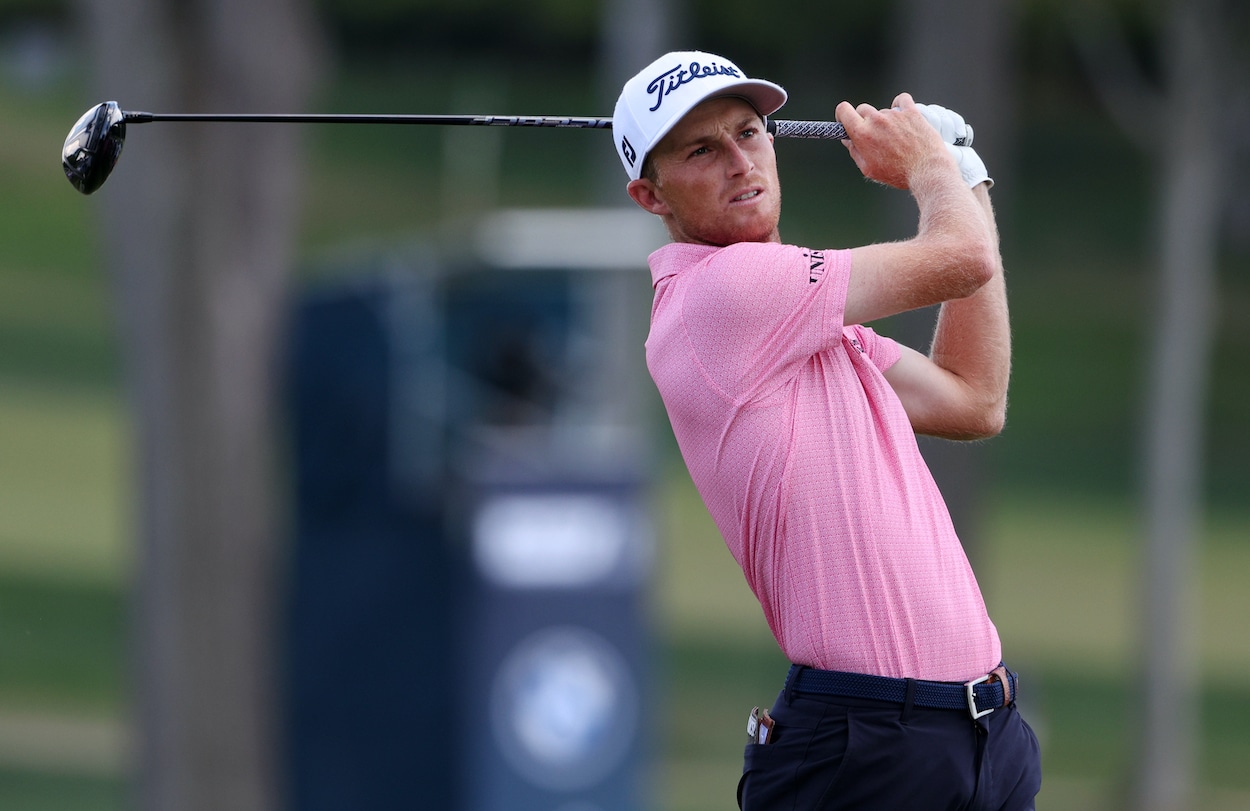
647, 241, 1001, 682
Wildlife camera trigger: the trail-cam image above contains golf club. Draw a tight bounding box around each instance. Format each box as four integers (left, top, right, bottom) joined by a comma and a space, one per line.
62, 100, 852, 195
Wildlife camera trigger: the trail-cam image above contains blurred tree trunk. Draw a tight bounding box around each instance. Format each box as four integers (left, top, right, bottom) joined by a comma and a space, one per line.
73, 0, 321, 809
1070, 1, 1240, 808
594, 0, 685, 203
1131, 5, 1226, 809
887, 0, 1021, 566
585, 0, 686, 440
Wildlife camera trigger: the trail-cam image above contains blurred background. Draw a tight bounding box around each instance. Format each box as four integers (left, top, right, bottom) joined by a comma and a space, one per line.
0, 0, 1247, 809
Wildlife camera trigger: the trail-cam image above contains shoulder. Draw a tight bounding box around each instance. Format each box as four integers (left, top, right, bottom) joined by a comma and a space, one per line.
713, 240, 806, 264
695, 241, 829, 287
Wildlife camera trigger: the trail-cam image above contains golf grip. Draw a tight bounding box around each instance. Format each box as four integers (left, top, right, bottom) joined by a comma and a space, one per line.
773, 118, 973, 147
769, 119, 848, 140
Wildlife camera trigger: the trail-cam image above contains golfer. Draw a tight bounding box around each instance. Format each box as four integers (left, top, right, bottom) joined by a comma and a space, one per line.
614, 51, 1041, 809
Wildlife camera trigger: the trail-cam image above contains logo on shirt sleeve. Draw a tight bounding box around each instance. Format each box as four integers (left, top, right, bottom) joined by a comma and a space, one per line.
802, 250, 826, 284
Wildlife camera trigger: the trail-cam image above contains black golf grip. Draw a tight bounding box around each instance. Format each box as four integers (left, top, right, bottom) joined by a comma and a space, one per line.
769, 119, 849, 140
772, 118, 973, 146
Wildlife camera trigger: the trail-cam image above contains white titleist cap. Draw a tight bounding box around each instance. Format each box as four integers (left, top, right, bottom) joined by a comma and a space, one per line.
613, 51, 787, 181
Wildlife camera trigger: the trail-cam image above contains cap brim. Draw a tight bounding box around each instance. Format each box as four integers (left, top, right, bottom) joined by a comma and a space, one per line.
718, 80, 788, 119
646, 78, 787, 164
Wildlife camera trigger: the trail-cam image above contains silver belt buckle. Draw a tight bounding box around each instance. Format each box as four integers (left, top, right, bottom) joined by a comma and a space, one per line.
965, 674, 994, 720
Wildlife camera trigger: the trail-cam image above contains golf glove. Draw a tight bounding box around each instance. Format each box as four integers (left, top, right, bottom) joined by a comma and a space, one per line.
947, 143, 992, 189
916, 102, 993, 189
915, 103, 974, 147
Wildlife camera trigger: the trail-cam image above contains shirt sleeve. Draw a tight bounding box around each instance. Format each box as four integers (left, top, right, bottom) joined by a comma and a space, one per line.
678, 243, 853, 401
848, 323, 903, 373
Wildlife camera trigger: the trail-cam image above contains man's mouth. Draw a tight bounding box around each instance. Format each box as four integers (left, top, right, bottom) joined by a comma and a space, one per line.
732, 189, 761, 202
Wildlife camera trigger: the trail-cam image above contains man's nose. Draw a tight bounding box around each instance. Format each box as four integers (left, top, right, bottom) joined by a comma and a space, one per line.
724, 139, 754, 175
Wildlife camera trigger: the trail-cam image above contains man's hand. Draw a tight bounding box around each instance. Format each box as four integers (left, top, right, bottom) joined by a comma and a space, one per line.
834, 93, 953, 190
841, 94, 1000, 329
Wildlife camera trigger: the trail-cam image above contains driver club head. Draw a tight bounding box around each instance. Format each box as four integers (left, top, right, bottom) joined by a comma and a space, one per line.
62, 101, 126, 195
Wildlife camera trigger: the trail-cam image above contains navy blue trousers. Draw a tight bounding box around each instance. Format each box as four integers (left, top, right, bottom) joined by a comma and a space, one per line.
737, 684, 1041, 810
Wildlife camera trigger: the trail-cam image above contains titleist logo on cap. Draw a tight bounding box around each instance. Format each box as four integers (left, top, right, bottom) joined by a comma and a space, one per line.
613, 50, 786, 180
646, 60, 743, 113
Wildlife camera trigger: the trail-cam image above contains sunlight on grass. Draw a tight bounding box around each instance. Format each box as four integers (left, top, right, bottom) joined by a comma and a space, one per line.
0, 387, 132, 586
985, 490, 1250, 681
1201, 512, 1250, 681
984, 491, 1137, 673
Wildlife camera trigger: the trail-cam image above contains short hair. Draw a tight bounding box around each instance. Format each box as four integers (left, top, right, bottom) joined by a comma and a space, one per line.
641, 154, 660, 185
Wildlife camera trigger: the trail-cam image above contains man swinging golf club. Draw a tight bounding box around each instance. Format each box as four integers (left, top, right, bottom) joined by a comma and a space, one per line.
615, 51, 1041, 809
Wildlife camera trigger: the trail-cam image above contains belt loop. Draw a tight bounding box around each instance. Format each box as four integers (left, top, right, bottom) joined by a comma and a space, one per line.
784, 665, 805, 706
901, 678, 917, 722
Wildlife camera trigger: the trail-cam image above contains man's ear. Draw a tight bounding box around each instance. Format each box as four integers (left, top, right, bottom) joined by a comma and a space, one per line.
627, 178, 669, 216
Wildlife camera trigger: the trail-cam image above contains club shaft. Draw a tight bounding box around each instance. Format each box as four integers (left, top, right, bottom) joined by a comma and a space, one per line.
121, 111, 848, 140
123, 112, 614, 128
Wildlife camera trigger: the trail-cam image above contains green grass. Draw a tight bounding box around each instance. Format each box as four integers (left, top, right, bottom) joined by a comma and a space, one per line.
0, 387, 131, 585
0, 768, 127, 811
0, 270, 119, 387
0, 573, 127, 711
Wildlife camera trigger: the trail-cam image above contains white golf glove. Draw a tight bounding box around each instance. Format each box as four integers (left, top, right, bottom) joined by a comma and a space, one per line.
916, 102, 992, 189
946, 143, 992, 189
915, 102, 973, 147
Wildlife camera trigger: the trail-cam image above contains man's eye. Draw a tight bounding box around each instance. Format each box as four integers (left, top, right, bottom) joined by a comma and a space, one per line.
689, 146, 709, 157
741, 128, 757, 139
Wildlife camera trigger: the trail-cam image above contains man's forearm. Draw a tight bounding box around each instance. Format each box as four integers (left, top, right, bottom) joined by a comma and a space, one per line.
927, 184, 1012, 425
844, 157, 998, 326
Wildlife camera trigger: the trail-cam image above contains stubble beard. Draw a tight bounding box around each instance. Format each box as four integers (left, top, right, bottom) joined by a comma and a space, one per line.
669, 192, 783, 247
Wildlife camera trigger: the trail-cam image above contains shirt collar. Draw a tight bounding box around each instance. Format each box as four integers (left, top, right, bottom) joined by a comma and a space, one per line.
649, 242, 724, 287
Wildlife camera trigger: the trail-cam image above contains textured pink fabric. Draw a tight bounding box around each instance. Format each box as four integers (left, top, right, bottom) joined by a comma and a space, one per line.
647, 241, 1001, 682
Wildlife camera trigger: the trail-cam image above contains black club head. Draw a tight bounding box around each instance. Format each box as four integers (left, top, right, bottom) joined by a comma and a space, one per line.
62, 101, 126, 195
